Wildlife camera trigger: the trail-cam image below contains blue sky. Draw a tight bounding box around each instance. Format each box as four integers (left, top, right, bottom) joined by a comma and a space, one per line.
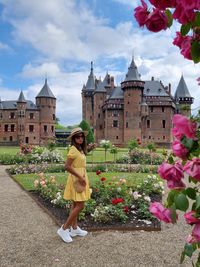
0, 0, 199, 125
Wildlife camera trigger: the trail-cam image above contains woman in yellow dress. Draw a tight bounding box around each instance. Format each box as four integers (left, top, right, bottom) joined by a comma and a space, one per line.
57, 127, 91, 243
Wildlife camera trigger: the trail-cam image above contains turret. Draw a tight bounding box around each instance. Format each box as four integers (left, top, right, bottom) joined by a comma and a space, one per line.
121, 57, 145, 143
174, 75, 193, 116
36, 79, 56, 144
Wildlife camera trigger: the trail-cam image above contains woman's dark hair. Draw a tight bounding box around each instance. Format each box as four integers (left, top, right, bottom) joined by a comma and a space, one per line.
71, 133, 87, 155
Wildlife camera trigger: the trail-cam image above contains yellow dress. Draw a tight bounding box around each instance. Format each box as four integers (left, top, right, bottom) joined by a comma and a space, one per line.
63, 145, 91, 201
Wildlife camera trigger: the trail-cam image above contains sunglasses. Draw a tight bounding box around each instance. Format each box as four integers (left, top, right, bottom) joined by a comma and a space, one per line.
74, 134, 84, 139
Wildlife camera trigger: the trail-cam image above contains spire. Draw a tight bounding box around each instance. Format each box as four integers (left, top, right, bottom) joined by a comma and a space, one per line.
174, 75, 192, 101
84, 61, 95, 91
124, 57, 141, 82
17, 91, 26, 102
36, 78, 56, 99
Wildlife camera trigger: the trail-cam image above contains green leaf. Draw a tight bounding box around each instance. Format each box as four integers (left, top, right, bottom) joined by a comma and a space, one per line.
168, 155, 174, 164
194, 12, 200, 27
165, 9, 173, 28
181, 137, 194, 150
191, 41, 200, 64
166, 190, 178, 207
180, 251, 185, 264
196, 196, 200, 210
175, 193, 189, 211
180, 23, 191, 36
183, 243, 195, 258
185, 188, 196, 200
170, 203, 177, 223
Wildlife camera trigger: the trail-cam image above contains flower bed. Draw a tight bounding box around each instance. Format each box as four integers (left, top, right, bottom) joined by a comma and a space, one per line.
32, 171, 163, 231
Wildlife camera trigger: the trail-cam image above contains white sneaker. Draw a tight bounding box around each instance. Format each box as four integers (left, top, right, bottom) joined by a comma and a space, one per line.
57, 226, 73, 243
70, 226, 88, 237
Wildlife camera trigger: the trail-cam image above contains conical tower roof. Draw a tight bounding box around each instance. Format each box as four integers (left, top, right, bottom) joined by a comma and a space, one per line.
124, 57, 141, 82
174, 75, 192, 100
36, 79, 56, 99
17, 91, 26, 102
84, 62, 95, 91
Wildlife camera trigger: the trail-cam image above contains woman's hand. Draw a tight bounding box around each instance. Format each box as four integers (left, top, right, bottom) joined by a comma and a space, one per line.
79, 175, 86, 186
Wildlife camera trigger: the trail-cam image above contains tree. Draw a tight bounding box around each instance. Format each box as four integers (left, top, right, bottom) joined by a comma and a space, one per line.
110, 145, 118, 163
99, 140, 111, 162
79, 120, 94, 144
127, 138, 138, 152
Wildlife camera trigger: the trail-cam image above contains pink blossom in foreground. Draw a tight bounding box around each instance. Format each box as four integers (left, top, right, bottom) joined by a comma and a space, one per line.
183, 158, 200, 181
172, 114, 197, 140
176, 0, 200, 10
149, 0, 176, 10
158, 161, 184, 181
149, 202, 175, 223
134, 0, 149, 27
173, 2, 196, 24
187, 223, 200, 244
184, 211, 200, 225
145, 9, 168, 32
172, 140, 188, 159
167, 179, 186, 190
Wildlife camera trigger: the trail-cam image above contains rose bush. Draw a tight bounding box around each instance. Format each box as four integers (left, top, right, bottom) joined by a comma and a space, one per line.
150, 113, 200, 265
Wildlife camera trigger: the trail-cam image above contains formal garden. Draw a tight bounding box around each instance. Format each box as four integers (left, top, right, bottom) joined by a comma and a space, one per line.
3, 140, 165, 231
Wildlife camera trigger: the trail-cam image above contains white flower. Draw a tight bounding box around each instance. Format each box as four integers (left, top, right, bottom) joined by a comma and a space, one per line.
132, 191, 142, 200
117, 187, 121, 192
144, 196, 151, 202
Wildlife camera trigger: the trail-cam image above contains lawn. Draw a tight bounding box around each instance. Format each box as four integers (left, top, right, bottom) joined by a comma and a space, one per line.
13, 171, 149, 191
0, 146, 19, 155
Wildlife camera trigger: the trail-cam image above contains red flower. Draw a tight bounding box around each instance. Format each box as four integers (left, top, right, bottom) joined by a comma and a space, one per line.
111, 198, 124, 205
101, 177, 106, 182
96, 170, 101, 175
123, 206, 129, 213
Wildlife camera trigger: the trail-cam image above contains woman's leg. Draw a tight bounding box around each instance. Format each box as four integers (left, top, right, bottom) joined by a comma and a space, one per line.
63, 201, 84, 230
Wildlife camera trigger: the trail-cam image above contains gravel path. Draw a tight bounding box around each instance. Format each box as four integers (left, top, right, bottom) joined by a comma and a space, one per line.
0, 165, 195, 267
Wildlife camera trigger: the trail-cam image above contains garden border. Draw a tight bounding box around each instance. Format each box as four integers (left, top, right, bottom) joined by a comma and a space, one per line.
8, 170, 161, 232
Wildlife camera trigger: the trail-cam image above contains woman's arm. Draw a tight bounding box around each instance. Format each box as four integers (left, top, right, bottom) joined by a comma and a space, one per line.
65, 158, 86, 185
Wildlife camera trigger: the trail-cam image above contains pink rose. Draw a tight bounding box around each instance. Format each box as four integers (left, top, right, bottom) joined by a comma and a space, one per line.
180, 36, 192, 60
134, 0, 149, 27
184, 211, 200, 225
149, 202, 175, 223
158, 161, 184, 181
173, 32, 185, 49
176, 0, 199, 10
146, 8, 168, 32
172, 140, 188, 159
183, 158, 200, 181
173, 3, 196, 24
172, 114, 197, 140
167, 179, 186, 190
149, 0, 176, 10
192, 223, 200, 242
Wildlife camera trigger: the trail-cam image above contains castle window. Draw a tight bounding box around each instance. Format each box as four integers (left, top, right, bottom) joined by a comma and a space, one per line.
19, 125, 24, 132
29, 125, 34, 132
53, 114, 56, 120
150, 107, 153, 112
139, 122, 141, 128
100, 125, 102, 130
126, 111, 128, 117
4, 124, 8, 132
98, 113, 100, 118
126, 122, 128, 128
149, 136, 151, 139
116, 136, 118, 139
113, 111, 118, 117
51, 126, 54, 132
127, 101, 129, 104
0, 113, 2, 119
10, 136, 13, 141
163, 136, 166, 140
147, 120, 150, 128
29, 113, 34, 119
162, 120, 166, 128
10, 112, 15, 119
18, 110, 25, 118
113, 120, 118, 127
11, 124, 15, 132
44, 125, 47, 132
162, 107, 165, 112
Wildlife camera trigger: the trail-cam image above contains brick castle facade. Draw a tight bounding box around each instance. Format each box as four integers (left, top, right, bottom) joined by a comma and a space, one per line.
82, 58, 193, 147
0, 79, 56, 145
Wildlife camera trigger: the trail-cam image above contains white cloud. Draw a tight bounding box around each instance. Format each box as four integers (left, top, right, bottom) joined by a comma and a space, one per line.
0, 41, 10, 51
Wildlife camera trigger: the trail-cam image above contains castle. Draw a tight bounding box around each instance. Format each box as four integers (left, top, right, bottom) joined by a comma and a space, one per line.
0, 79, 56, 145
82, 58, 193, 147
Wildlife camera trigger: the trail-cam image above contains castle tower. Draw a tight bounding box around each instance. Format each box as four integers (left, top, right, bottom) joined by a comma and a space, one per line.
36, 79, 56, 145
93, 77, 107, 142
121, 57, 144, 143
17, 91, 27, 144
82, 62, 95, 127
174, 75, 193, 117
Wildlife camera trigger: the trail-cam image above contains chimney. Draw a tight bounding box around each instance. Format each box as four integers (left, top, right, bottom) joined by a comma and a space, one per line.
151, 76, 154, 81
168, 83, 171, 94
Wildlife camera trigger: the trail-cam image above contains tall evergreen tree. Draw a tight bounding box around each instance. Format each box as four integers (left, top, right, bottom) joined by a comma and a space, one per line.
79, 120, 94, 144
